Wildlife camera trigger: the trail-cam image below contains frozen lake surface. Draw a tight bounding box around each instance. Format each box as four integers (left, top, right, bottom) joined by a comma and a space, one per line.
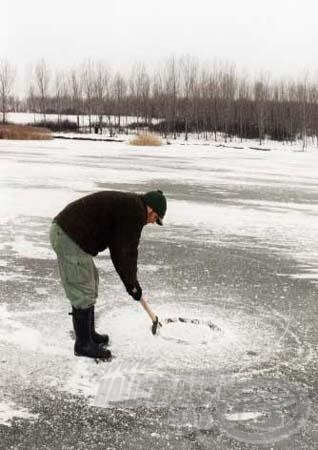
0, 138, 317, 449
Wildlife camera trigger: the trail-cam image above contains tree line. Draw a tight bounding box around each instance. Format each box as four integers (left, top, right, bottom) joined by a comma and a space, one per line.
1, 57, 318, 147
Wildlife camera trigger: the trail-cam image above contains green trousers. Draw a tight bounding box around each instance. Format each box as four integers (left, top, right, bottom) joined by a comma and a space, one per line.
49, 222, 99, 309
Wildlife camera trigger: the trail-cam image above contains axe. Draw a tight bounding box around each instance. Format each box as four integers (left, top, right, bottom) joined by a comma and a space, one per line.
140, 297, 162, 335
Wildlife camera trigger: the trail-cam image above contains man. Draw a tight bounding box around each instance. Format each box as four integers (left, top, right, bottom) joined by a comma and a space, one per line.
50, 190, 167, 360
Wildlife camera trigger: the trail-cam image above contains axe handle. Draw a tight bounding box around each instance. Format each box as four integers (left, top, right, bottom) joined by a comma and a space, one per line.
140, 297, 156, 322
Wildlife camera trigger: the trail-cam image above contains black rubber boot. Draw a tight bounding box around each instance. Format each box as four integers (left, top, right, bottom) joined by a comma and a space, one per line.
71, 307, 111, 360
90, 305, 109, 345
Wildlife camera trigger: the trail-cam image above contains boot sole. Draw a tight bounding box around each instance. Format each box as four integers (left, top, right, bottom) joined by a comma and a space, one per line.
74, 351, 112, 360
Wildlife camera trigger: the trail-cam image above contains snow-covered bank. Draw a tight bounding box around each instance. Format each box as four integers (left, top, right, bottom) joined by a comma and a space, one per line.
6, 111, 318, 152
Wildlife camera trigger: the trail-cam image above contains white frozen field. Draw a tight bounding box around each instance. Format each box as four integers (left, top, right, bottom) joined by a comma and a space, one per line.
0, 135, 317, 443
1, 138, 318, 279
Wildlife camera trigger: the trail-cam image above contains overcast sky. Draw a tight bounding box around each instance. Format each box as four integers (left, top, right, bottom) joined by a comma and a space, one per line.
2, 0, 318, 93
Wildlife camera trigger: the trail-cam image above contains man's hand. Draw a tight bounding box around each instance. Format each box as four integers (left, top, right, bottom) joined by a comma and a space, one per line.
127, 282, 142, 301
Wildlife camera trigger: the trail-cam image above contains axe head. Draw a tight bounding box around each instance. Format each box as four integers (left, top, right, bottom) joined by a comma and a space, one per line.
152, 316, 162, 335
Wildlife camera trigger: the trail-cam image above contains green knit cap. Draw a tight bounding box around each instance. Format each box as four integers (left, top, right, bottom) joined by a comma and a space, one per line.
144, 190, 167, 225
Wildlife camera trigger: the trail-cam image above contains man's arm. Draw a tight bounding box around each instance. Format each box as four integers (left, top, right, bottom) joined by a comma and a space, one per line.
109, 223, 143, 300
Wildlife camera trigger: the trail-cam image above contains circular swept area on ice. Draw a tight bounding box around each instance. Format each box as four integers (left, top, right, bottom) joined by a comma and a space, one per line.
159, 317, 222, 345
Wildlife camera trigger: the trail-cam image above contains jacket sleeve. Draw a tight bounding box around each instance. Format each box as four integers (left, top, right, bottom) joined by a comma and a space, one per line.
108, 221, 142, 297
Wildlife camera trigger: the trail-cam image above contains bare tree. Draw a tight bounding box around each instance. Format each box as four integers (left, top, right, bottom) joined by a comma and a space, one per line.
35, 59, 50, 122
112, 72, 127, 130
81, 60, 95, 133
54, 69, 68, 126
193, 68, 207, 140
254, 75, 269, 145
219, 64, 237, 142
129, 63, 150, 129
93, 62, 110, 134
207, 66, 221, 141
237, 76, 250, 142
139, 68, 151, 125
199, 68, 211, 140
0, 59, 16, 124
308, 82, 318, 146
69, 69, 83, 129
286, 80, 298, 143
152, 68, 166, 135
164, 56, 181, 139
27, 83, 37, 121
296, 76, 309, 150
180, 56, 198, 140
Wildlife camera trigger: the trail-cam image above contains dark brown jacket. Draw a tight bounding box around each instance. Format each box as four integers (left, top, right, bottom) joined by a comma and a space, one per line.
54, 191, 147, 291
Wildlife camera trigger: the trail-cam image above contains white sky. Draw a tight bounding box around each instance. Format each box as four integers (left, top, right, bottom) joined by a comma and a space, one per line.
2, 0, 318, 94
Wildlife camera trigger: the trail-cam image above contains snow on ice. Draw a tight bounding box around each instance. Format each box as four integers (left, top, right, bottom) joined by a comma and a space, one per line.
0, 134, 317, 447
